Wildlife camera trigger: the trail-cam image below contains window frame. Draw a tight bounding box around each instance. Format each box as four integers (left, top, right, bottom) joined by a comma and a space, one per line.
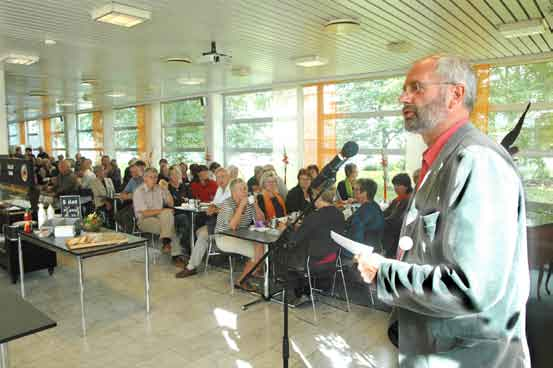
76, 112, 103, 158
113, 106, 139, 157
161, 97, 207, 158
50, 115, 67, 157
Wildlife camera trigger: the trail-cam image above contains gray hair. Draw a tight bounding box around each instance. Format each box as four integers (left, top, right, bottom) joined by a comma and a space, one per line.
229, 178, 246, 192
93, 165, 104, 175
432, 55, 476, 111
259, 171, 277, 189
144, 167, 158, 177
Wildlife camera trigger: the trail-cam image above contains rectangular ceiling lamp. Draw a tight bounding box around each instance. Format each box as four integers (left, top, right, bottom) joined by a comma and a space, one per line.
1, 53, 39, 65
92, 2, 151, 28
498, 18, 548, 38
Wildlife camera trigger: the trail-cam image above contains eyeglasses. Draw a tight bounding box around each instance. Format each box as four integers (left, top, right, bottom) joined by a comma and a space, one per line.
401, 80, 457, 96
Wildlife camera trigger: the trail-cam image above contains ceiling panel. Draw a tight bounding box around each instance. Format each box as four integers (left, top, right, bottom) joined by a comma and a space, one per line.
1, 0, 552, 120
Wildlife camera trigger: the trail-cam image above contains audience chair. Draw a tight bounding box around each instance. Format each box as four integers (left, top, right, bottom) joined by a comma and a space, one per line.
204, 235, 236, 294
131, 216, 159, 264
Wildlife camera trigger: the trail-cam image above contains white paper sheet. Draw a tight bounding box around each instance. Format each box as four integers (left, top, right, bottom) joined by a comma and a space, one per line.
331, 231, 373, 256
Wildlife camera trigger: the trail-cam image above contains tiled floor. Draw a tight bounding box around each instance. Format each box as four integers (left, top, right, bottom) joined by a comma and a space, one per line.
1, 249, 398, 367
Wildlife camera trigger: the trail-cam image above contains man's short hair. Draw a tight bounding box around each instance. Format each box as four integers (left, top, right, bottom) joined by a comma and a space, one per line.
209, 162, 221, 172
357, 178, 378, 200
428, 54, 477, 111
134, 160, 146, 168
93, 165, 104, 175
144, 167, 158, 177
318, 186, 336, 203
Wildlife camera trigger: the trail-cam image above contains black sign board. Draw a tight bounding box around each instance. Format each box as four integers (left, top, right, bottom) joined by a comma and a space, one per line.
0, 158, 34, 187
60, 195, 81, 218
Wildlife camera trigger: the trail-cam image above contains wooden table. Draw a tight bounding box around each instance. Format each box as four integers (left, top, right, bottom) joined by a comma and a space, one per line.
0, 289, 56, 368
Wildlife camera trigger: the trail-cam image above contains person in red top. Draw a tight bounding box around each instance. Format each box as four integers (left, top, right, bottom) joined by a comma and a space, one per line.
190, 165, 217, 202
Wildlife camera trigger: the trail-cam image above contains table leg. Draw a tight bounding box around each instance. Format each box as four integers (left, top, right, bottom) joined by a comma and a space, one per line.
144, 241, 150, 313
190, 212, 195, 249
0, 343, 8, 368
264, 243, 269, 299
17, 235, 25, 299
114, 198, 118, 232
77, 256, 86, 336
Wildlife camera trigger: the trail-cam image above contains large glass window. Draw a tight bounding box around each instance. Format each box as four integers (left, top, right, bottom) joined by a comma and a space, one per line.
50, 116, 66, 158
8, 122, 19, 147
224, 90, 298, 182
114, 107, 138, 166
25, 120, 41, 150
77, 112, 102, 162
489, 62, 553, 210
162, 98, 206, 164
321, 77, 406, 201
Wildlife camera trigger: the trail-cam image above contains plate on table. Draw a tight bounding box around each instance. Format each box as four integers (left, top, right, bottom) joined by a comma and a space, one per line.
254, 227, 268, 232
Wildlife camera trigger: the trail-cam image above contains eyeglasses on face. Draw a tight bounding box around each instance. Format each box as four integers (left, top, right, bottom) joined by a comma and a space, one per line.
401, 80, 457, 96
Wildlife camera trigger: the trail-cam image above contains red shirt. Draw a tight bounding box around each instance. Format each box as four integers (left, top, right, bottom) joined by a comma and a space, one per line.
417, 119, 468, 189
190, 180, 217, 202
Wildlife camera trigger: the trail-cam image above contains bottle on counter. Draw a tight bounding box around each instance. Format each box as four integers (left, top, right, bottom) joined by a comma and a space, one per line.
38, 203, 46, 228
23, 208, 32, 233
47, 203, 55, 220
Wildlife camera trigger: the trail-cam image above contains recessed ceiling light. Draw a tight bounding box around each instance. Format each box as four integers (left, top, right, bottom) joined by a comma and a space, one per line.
27, 90, 49, 97
57, 100, 74, 107
231, 66, 251, 77
44, 39, 57, 45
498, 18, 548, 38
324, 18, 361, 34
1, 53, 39, 66
164, 57, 192, 64
81, 79, 98, 87
294, 55, 328, 67
177, 77, 205, 85
91, 2, 151, 28
106, 91, 125, 98
386, 41, 413, 53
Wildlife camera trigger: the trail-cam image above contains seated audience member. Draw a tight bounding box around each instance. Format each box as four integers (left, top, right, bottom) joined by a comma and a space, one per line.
164, 165, 192, 260
133, 168, 181, 258
175, 167, 232, 278
122, 158, 137, 189
189, 163, 201, 183
37, 146, 49, 159
262, 164, 288, 198
74, 153, 83, 172
247, 166, 263, 193
158, 159, 170, 182
306, 164, 319, 180
89, 165, 113, 221
208, 162, 221, 180
257, 171, 287, 220
285, 168, 312, 213
24, 147, 35, 160
51, 159, 80, 196
336, 163, 358, 202
190, 165, 217, 202
278, 186, 345, 302
348, 179, 384, 255
212, 179, 265, 287
79, 159, 96, 188
120, 160, 146, 200
14, 146, 24, 158
382, 173, 413, 258
179, 162, 189, 183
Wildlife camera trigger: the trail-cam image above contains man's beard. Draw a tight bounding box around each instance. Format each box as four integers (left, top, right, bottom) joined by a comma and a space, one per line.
403, 91, 448, 133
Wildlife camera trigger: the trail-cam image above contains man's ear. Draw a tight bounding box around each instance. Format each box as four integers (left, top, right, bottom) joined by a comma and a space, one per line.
450, 84, 465, 109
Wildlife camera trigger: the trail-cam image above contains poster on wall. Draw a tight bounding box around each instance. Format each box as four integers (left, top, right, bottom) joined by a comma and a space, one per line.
0, 158, 34, 187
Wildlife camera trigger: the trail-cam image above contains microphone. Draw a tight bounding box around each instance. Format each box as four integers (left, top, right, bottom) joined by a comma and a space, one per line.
310, 141, 359, 189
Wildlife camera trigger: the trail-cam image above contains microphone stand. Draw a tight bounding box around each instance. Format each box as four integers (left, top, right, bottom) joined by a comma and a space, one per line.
239, 176, 337, 368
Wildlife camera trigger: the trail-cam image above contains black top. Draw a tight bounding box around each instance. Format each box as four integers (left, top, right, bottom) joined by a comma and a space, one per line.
0, 288, 56, 344
168, 182, 190, 206
292, 205, 345, 262
337, 180, 352, 200
382, 196, 411, 257
247, 176, 258, 193
285, 185, 311, 213
257, 194, 286, 219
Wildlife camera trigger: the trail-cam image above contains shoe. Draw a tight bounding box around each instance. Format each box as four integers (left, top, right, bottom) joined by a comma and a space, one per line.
173, 255, 189, 268
176, 268, 197, 278
162, 244, 172, 254
234, 279, 257, 292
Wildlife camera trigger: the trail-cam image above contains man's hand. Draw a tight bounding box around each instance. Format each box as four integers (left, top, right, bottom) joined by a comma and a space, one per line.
206, 204, 218, 216
357, 252, 386, 284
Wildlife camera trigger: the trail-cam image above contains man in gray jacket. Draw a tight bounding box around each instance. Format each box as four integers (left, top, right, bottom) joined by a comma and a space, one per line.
357, 55, 530, 367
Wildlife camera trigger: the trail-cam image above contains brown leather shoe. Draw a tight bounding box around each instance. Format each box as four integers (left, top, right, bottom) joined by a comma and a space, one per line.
162, 244, 172, 254
175, 268, 197, 278
173, 255, 189, 268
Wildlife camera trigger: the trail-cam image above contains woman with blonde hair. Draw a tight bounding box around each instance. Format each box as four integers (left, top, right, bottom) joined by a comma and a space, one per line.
256, 171, 287, 220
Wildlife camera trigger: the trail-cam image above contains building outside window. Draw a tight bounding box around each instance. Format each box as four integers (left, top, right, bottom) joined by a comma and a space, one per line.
77, 112, 102, 162
8, 122, 19, 147
25, 120, 41, 152
50, 115, 67, 159
114, 107, 138, 168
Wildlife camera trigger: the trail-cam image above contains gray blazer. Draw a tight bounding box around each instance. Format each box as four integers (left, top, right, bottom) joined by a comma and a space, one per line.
376, 123, 531, 368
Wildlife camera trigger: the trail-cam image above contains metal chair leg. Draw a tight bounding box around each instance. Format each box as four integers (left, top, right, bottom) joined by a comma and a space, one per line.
306, 262, 317, 322
339, 269, 351, 312
229, 256, 234, 295
204, 236, 212, 273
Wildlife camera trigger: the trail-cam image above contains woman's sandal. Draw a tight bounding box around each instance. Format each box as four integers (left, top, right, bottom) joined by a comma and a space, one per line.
234, 279, 257, 292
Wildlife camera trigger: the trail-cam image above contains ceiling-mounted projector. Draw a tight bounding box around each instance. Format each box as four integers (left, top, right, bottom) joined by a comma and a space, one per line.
197, 41, 232, 64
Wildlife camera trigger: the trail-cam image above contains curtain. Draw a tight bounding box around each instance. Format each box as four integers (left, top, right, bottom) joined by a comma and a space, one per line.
470, 64, 490, 134
18, 121, 26, 145
92, 111, 103, 151
42, 118, 52, 154
136, 105, 146, 158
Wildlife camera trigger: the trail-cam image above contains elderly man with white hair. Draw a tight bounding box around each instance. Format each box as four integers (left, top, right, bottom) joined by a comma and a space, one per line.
357, 55, 530, 367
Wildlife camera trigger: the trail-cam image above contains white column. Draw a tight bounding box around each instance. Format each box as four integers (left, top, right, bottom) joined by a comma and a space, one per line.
207, 93, 224, 164
405, 132, 426, 175
65, 113, 78, 158
0, 63, 8, 154
147, 102, 162, 166
103, 107, 114, 157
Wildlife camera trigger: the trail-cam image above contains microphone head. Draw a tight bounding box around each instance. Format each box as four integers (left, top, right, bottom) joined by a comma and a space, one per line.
341, 141, 359, 158
399, 236, 413, 251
